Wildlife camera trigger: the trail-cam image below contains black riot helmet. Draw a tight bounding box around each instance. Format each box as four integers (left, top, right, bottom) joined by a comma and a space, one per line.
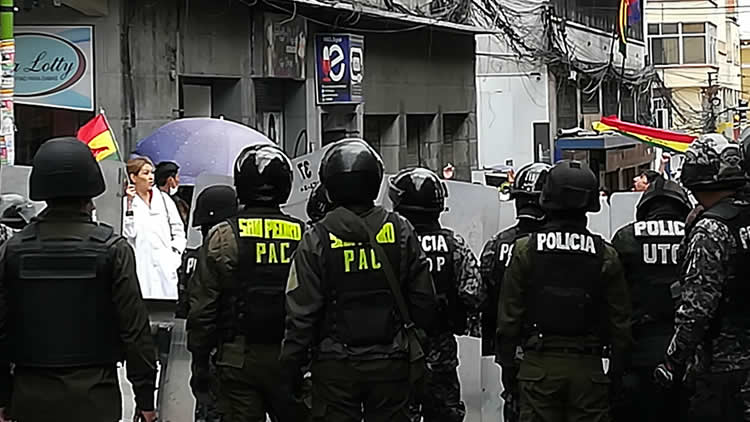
319, 138, 384, 205
306, 183, 334, 223
681, 134, 746, 192
388, 167, 447, 214
511, 162, 551, 220
635, 178, 692, 221
0, 194, 36, 229
30, 137, 106, 201
234, 144, 293, 205
539, 160, 600, 213
192, 185, 238, 228
739, 129, 750, 177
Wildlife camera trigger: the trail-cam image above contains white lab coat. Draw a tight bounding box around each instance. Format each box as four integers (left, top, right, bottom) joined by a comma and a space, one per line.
123, 189, 186, 300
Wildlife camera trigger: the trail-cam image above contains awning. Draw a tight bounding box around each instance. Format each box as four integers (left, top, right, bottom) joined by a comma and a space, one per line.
554, 133, 640, 162
269, 0, 498, 34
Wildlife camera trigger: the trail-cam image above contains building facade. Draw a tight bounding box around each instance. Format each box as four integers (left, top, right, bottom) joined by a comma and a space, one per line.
646, 0, 742, 132
13, 0, 480, 179
475, 0, 653, 191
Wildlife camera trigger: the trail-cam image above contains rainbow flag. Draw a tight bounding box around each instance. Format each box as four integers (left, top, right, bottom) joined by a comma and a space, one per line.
77, 114, 120, 161
593, 115, 696, 154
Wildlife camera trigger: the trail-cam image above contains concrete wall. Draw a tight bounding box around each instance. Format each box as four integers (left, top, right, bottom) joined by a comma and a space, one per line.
476, 36, 548, 168
18, 0, 256, 154
18, 0, 478, 175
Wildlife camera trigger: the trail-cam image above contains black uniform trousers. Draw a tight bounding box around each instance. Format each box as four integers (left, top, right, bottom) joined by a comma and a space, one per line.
311, 358, 410, 422
216, 343, 309, 422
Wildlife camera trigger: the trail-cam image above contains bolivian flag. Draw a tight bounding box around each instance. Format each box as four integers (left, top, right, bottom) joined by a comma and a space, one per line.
77, 114, 120, 161
593, 115, 695, 154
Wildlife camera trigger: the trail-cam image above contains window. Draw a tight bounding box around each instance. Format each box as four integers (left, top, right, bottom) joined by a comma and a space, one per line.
649, 22, 717, 65
580, 78, 600, 114
684, 37, 706, 64
551, 0, 643, 41
652, 38, 679, 65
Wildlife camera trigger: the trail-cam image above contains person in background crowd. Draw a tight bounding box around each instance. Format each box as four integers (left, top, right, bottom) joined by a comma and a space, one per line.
0, 138, 157, 422
155, 161, 190, 228
124, 156, 187, 300
633, 170, 662, 192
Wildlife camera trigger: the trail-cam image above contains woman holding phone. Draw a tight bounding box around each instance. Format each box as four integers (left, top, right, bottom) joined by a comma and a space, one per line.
124, 156, 186, 300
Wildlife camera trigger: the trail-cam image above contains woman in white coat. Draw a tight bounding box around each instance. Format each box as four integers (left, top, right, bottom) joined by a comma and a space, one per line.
124, 157, 186, 300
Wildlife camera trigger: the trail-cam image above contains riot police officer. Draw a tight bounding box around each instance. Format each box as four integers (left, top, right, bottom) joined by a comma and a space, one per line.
306, 183, 333, 224
176, 185, 238, 319
479, 162, 549, 422
0, 137, 157, 422
281, 139, 437, 422
611, 178, 691, 422
389, 167, 484, 422
654, 134, 750, 420
177, 185, 237, 422
187, 144, 309, 422
497, 160, 632, 422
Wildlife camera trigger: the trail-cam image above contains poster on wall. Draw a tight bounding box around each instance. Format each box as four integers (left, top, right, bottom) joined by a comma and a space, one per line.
15, 26, 94, 111
315, 33, 364, 104
263, 13, 306, 80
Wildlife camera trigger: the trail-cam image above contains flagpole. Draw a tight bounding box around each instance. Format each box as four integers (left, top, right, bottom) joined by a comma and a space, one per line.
99, 107, 123, 161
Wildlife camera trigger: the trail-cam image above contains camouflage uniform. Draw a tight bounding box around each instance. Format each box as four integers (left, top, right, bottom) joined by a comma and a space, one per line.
664, 197, 750, 421
409, 226, 485, 422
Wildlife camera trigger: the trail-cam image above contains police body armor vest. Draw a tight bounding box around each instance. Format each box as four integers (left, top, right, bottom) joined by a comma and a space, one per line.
418, 228, 466, 335
628, 219, 684, 332
528, 226, 605, 337
228, 211, 303, 344
319, 214, 402, 347
176, 247, 201, 319
4, 221, 123, 367
698, 201, 750, 328
481, 225, 523, 356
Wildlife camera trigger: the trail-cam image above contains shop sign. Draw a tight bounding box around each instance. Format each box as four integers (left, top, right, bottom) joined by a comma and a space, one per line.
315, 33, 364, 104
15, 26, 94, 111
263, 13, 306, 80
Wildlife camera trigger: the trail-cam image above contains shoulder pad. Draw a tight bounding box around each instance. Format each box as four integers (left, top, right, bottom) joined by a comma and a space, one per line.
89, 223, 117, 244
702, 201, 741, 222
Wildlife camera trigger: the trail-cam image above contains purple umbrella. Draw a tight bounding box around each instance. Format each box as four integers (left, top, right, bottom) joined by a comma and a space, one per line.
133, 118, 274, 185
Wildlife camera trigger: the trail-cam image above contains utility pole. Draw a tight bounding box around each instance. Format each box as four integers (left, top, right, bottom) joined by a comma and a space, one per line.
0, 0, 12, 165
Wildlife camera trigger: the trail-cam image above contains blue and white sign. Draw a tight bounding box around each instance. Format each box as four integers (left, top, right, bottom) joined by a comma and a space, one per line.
315, 33, 364, 104
15, 26, 94, 111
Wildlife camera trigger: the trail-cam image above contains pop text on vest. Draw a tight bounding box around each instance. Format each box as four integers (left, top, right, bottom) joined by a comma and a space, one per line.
420, 234, 449, 272
537, 232, 596, 254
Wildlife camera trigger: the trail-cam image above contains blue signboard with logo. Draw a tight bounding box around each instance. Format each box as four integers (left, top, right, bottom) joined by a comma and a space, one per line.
315, 33, 364, 105
15, 26, 94, 111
